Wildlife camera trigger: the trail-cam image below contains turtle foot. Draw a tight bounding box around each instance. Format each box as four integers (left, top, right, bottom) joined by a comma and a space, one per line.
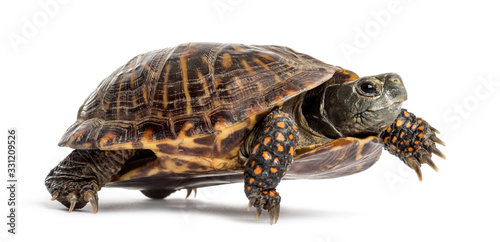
46, 175, 99, 213
247, 189, 281, 225
381, 109, 446, 181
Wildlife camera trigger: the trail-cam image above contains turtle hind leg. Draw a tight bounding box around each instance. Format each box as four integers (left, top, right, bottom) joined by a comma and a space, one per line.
140, 189, 177, 199
380, 109, 445, 181
243, 109, 298, 224
45, 149, 135, 213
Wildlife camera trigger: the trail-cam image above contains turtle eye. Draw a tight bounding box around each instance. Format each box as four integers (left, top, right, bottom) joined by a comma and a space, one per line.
357, 81, 378, 96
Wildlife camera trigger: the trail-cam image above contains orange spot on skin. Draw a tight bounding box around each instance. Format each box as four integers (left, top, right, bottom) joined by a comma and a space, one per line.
384, 137, 390, 143
273, 158, 279, 164
396, 120, 404, 127
264, 127, 270, 133
406, 122, 412, 128
276, 122, 285, 128
252, 144, 260, 154
249, 178, 254, 183
292, 125, 297, 131
273, 114, 282, 119
386, 126, 391, 132
254, 166, 262, 174
391, 145, 397, 150
289, 146, 294, 155
415, 145, 420, 149
400, 132, 405, 138
412, 124, 417, 130
392, 136, 397, 143
418, 133, 423, 138
417, 119, 423, 124
414, 140, 420, 144
263, 152, 272, 160
270, 168, 278, 173
276, 133, 285, 142
247, 186, 252, 191
408, 147, 414, 152
404, 111, 410, 117
263, 191, 268, 195
277, 144, 284, 152
269, 190, 276, 197
263, 137, 271, 145
289, 134, 294, 140
251, 160, 255, 167
418, 125, 425, 131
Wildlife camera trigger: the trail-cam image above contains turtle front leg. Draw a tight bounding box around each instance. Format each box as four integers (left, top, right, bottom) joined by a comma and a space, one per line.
380, 109, 446, 180
243, 110, 298, 224
45, 149, 135, 213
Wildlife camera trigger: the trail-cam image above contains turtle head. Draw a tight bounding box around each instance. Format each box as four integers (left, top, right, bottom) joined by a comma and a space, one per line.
323, 73, 407, 137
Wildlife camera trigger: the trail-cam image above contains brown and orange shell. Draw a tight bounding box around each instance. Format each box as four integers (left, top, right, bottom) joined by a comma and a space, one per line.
59, 43, 343, 151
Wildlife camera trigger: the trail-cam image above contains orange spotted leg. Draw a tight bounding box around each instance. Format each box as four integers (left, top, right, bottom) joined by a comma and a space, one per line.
380, 109, 446, 181
244, 110, 298, 224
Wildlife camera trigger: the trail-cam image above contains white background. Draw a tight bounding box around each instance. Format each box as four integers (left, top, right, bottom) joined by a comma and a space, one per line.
1, 0, 499, 241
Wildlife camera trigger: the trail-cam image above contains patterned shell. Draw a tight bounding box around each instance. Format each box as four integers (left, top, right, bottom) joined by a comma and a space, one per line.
59, 43, 341, 150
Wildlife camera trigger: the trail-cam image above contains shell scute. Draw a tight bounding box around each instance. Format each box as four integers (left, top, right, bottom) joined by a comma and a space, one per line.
59, 43, 340, 151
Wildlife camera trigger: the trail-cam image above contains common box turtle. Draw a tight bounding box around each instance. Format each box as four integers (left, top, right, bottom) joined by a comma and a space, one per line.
46, 43, 445, 224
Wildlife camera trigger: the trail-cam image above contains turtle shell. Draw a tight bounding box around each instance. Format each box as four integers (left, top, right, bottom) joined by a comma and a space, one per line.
107, 136, 383, 190
58, 43, 384, 180
59, 43, 340, 153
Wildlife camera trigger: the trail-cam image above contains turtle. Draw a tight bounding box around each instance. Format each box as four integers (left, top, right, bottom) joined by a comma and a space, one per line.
45, 42, 445, 224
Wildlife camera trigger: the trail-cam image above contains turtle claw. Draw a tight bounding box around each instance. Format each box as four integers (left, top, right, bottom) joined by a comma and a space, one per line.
84, 190, 99, 214
68, 193, 78, 213
430, 135, 445, 146
430, 146, 446, 160
255, 205, 263, 220
248, 190, 281, 225
46, 177, 99, 213
406, 157, 423, 181
267, 203, 280, 225
420, 153, 439, 172
51, 191, 59, 201
381, 109, 447, 181
185, 188, 197, 199
248, 198, 256, 211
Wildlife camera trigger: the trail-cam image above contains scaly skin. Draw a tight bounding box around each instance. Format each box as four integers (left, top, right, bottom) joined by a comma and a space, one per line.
244, 109, 298, 224
45, 149, 135, 213
380, 109, 446, 180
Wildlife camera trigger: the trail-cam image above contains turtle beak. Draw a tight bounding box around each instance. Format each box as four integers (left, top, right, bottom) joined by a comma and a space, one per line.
382, 73, 407, 103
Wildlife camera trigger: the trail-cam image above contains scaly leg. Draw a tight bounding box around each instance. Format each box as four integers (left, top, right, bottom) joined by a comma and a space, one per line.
45, 149, 135, 213
380, 109, 446, 180
244, 109, 298, 224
